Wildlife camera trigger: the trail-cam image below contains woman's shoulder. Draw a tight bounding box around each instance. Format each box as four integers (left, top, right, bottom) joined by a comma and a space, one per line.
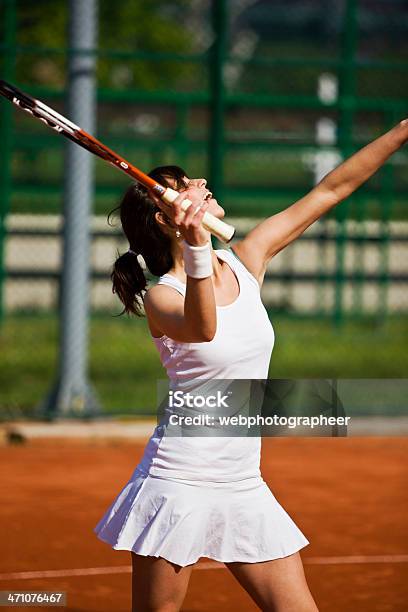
143, 277, 185, 321
144, 279, 185, 303
143, 280, 185, 339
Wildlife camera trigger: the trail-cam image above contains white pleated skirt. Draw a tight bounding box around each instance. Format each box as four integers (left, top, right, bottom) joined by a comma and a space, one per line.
94, 468, 309, 567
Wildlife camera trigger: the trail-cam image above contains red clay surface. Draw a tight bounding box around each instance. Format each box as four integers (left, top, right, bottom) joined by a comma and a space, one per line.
0, 437, 407, 611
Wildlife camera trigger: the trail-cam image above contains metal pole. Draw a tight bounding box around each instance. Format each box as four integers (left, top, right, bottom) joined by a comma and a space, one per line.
0, 0, 16, 325
378, 109, 396, 324
334, 0, 358, 327
314, 74, 341, 316
40, 0, 101, 419
208, 0, 227, 247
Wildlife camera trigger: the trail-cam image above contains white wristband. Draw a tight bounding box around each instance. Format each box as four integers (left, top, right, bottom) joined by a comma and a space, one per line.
182, 240, 213, 279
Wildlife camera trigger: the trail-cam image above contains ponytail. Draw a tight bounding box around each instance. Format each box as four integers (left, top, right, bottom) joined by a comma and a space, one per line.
111, 251, 147, 316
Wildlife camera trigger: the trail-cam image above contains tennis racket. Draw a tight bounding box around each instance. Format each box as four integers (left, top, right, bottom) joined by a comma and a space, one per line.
0, 80, 235, 243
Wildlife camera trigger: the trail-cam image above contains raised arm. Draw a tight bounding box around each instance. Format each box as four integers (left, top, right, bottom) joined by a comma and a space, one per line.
143, 186, 217, 343
232, 119, 408, 287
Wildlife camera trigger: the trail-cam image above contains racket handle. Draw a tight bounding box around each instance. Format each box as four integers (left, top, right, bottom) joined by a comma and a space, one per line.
161, 188, 235, 243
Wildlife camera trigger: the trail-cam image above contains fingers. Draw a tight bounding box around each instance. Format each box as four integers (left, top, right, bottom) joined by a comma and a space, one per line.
172, 186, 207, 225
174, 194, 210, 247
183, 197, 210, 228
172, 192, 190, 226
149, 185, 211, 241
181, 198, 211, 246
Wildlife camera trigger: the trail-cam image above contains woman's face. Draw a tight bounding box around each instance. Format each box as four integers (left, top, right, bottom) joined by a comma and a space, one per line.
169, 175, 226, 220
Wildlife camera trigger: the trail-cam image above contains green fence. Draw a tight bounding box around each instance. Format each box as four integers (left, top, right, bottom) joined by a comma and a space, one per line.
1, 0, 408, 416
1, 0, 407, 326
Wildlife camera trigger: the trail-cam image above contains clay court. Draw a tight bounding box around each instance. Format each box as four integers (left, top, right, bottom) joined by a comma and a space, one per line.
1, 435, 407, 611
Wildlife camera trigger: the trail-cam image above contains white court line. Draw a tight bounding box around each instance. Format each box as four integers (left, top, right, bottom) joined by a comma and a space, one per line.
0, 555, 407, 581
303, 554, 408, 565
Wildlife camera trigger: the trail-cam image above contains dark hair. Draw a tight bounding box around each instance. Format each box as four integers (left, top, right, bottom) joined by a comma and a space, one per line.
108, 165, 188, 316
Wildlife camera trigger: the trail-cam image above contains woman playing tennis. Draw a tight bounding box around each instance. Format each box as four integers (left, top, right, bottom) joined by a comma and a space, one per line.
95, 120, 407, 611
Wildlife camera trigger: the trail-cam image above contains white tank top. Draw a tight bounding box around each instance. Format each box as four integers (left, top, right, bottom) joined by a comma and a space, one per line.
138, 247, 275, 482
152, 248, 274, 381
